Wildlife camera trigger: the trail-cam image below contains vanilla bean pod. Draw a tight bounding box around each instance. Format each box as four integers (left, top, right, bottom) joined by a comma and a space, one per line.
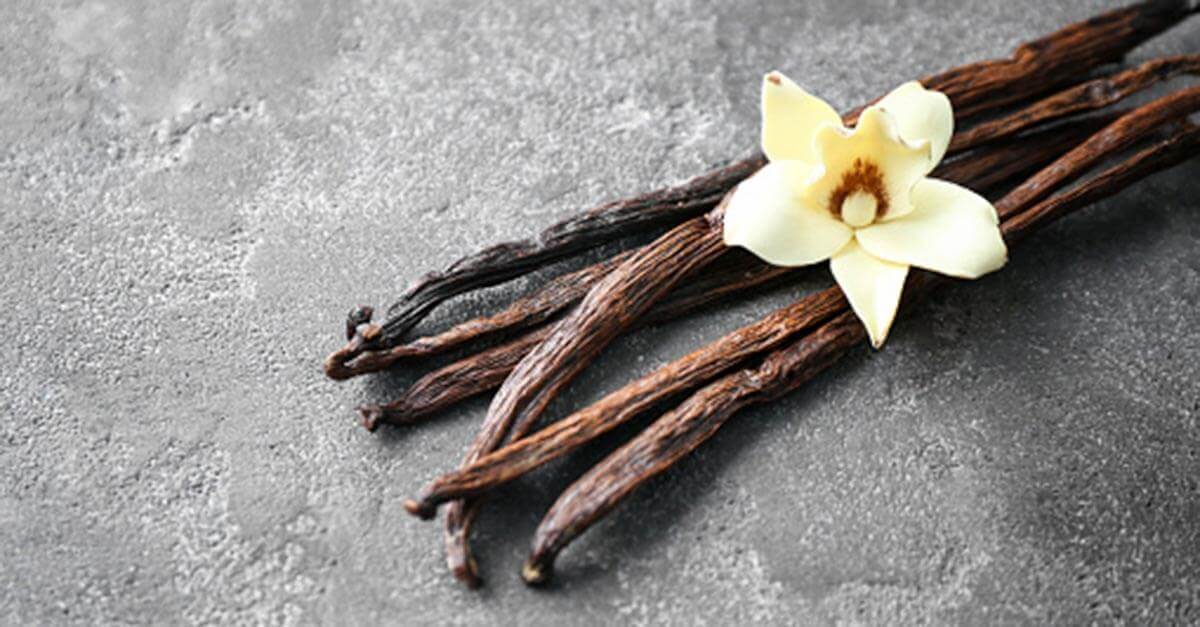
325, 251, 636, 380
996, 85, 1200, 218
331, 0, 1188, 364
937, 110, 1123, 193
949, 54, 1200, 153
403, 286, 847, 518
919, 0, 1197, 118
521, 124, 1200, 584
444, 210, 730, 586
357, 254, 794, 430
359, 114, 1123, 431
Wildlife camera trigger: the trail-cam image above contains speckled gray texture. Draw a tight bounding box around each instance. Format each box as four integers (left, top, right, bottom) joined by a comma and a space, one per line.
2, 1, 1199, 624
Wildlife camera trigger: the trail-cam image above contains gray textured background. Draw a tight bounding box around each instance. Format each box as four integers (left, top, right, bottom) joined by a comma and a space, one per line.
2, 0, 1199, 624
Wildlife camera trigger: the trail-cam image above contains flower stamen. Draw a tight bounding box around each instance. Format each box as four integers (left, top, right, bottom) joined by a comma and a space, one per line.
829, 158, 889, 226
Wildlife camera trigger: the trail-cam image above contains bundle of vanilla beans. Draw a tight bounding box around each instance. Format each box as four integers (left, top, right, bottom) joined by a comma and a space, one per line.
325, 1, 1200, 588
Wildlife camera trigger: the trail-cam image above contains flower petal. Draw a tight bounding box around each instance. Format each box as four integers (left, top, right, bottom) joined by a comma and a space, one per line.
723, 161, 853, 267
805, 106, 930, 222
875, 81, 953, 168
830, 240, 910, 348
761, 71, 843, 164
856, 178, 1007, 279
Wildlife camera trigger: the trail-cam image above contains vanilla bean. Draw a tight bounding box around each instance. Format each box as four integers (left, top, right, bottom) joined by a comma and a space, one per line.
359, 327, 550, 431
332, 0, 1189, 361
357, 254, 795, 431
325, 251, 635, 380
375, 166, 751, 342
403, 285, 847, 518
444, 210, 729, 587
996, 84, 1200, 218
360, 115, 1121, 431
938, 110, 1124, 193
918, 0, 1198, 118
949, 54, 1200, 153
1004, 121, 1200, 242
521, 125, 1200, 584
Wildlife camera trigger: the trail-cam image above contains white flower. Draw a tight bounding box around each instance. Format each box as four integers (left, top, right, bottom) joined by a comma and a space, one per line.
724, 72, 1008, 348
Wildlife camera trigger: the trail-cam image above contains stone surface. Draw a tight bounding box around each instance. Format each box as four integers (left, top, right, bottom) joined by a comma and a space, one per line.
2, 0, 1199, 624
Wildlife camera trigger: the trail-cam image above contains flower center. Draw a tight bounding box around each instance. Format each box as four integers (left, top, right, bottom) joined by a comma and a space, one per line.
829, 158, 889, 227
840, 191, 877, 228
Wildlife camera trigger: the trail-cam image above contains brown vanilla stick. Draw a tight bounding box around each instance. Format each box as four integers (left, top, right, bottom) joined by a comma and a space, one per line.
444, 210, 730, 586
325, 251, 635, 380
521, 124, 1200, 584
402, 288, 847, 518
414, 90, 1200, 527
937, 110, 1123, 193
996, 84, 1200, 218
949, 54, 1200, 153
333, 0, 1190, 360
918, 0, 1198, 118
356, 253, 794, 430
359, 112, 1126, 430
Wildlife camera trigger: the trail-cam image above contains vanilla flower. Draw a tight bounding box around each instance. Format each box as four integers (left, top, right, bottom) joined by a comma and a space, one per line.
724, 72, 1008, 347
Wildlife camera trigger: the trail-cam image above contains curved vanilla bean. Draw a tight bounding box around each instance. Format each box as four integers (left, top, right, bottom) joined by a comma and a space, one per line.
376, 167, 753, 342
920, 0, 1198, 118
938, 110, 1123, 193
424, 207, 775, 585
1004, 121, 1200, 243
444, 210, 730, 586
326, 251, 635, 380
403, 288, 848, 518
333, 0, 1189, 364
357, 253, 794, 430
522, 125, 1200, 584
996, 84, 1200, 218
521, 310, 868, 585
949, 54, 1200, 153
359, 327, 550, 431
360, 114, 1124, 431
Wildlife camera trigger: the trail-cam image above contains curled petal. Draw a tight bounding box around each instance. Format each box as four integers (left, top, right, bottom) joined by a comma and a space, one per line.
806, 107, 930, 222
856, 178, 1007, 279
761, 71, 843, 164
875, 81, 953, 168
723, 161, 853, 267
830, 240, 909, 348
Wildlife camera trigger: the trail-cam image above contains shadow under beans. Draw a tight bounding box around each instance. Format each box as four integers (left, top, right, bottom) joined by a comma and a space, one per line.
945, 169, 1200, 619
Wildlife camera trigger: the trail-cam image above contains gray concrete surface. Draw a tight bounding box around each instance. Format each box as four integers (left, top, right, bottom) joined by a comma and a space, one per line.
2, 0, 1199, 624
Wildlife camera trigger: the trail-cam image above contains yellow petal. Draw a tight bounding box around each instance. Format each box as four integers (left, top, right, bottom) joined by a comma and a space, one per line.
805, 107, 930, 222
723, 161, 853, 267
761, 71, 842, 164
856, 178, 1007, 279
875, 81, 953, 168
830, 240, 909, 348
